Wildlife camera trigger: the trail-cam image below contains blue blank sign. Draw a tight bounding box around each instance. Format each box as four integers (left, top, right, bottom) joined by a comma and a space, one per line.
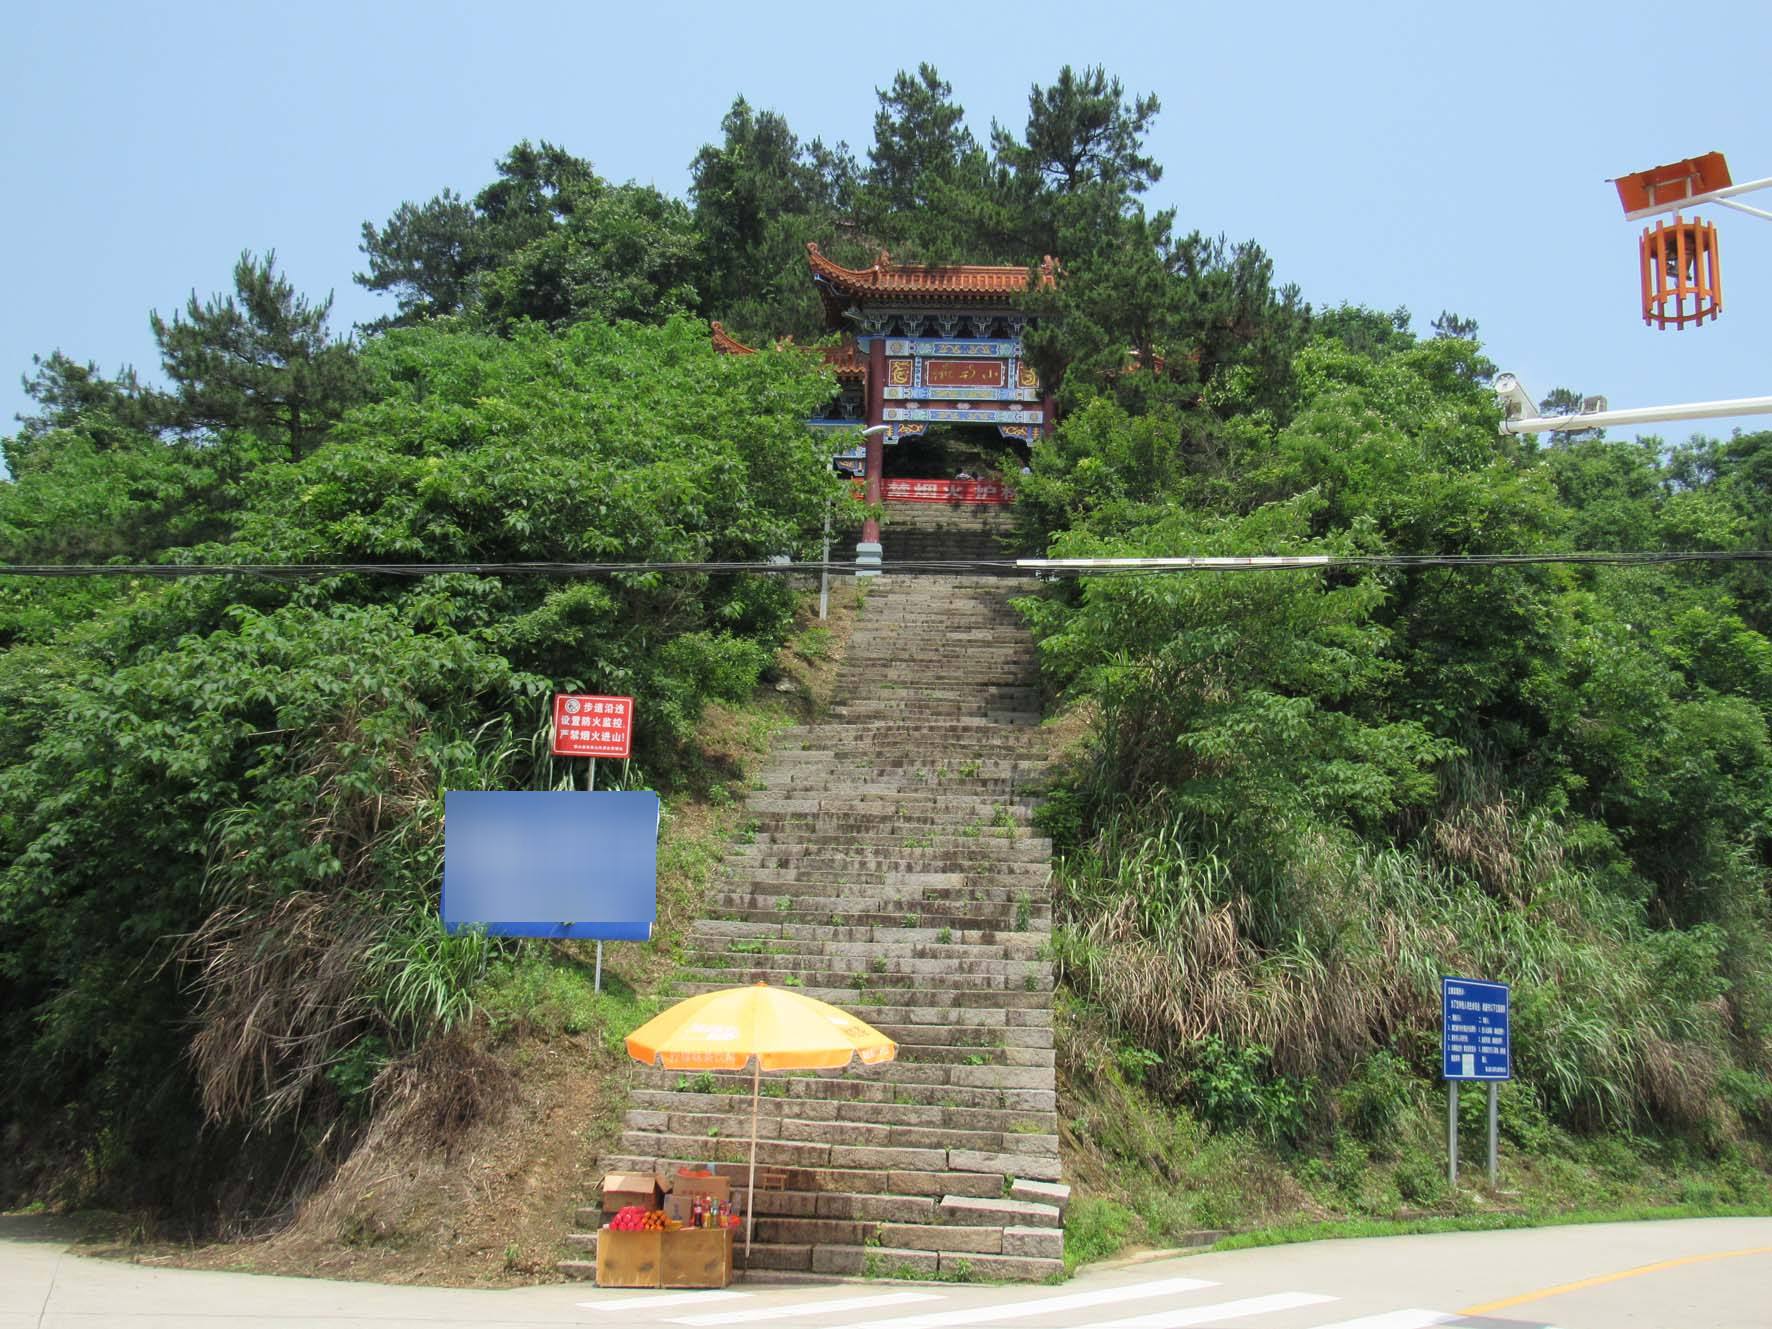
1442, 976, 1511, 1081
442, 790, 658, 940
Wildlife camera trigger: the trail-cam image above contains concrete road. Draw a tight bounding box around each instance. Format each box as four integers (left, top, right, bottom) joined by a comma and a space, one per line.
4, 1214, 1769, 1328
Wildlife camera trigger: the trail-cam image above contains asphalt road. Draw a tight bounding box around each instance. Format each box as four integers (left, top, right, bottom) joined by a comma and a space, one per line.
4, 1215, 1769, 1328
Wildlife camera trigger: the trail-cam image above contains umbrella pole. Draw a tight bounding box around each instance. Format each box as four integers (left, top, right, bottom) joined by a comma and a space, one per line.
745, 1058, 760, 1262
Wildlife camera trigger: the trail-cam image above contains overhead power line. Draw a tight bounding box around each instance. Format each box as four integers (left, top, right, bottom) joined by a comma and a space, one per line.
4, 551, 1772, 580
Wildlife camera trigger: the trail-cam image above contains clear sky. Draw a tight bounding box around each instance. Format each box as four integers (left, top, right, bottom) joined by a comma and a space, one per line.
4, 0, 1770, 445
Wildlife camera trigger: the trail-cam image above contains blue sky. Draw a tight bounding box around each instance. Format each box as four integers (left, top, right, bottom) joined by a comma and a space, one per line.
4, 0, 1770, 444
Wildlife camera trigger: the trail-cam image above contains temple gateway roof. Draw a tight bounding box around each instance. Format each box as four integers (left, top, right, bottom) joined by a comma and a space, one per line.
807, 243, 1057, 329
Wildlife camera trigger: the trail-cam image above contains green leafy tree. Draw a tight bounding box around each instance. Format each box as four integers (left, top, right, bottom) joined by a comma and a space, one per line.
151, 250, 366, 463
1431, 310, 1480, 340
1537, 385, 1601, 443
358, 142, 699, 333
867, 64, 975, 214
0, 313, 853, 1214
476, 181, 701, 330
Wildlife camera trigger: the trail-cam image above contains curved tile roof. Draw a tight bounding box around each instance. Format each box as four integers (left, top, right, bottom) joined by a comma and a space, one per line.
709, 321, 867, 382
807, 243, 1056, 326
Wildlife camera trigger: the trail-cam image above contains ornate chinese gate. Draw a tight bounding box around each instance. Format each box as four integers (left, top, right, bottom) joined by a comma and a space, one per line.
715, 244, 1058, 561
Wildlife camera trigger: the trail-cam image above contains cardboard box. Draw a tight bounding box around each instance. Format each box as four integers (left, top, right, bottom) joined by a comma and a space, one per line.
600, 1171, 665, 1216
664, 1172, 731, 1226
660, 1227, 734, 1288
595, 1226, 734, 1289
595, 1228, 662, 1288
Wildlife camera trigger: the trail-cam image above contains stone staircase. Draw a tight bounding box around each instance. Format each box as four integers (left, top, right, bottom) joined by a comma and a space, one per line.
866, 499, 1025, 571
564, 567, 1065, 1282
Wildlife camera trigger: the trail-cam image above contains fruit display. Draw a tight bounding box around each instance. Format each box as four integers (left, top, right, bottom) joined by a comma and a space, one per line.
605, 1204, 681, 1233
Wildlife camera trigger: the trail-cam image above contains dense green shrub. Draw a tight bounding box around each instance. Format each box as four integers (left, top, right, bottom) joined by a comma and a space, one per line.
1031, 326, 1772, 1146
0, 317, 847, 1211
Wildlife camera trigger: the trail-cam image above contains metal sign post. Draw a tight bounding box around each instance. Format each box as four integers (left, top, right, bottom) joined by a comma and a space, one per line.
1488, 1082, 1499, 1186
1442, 976, 1511, 1188
548, 694, 638, 990
1448, 1083, 1458, 1187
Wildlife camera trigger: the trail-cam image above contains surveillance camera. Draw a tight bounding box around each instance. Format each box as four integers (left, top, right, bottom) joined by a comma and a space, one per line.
1493, 373, 1536, 421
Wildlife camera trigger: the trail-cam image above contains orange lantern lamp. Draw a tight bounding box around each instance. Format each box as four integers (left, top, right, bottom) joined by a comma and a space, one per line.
1610, 152, 1746, 331
1639, 214, 1722, 330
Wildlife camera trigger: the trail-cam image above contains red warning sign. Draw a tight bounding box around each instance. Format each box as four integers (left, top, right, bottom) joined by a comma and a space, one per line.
551, 693, 634, 759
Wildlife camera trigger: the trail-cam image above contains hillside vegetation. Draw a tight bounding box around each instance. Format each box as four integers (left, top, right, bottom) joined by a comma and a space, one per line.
3, 63, 1769, 1253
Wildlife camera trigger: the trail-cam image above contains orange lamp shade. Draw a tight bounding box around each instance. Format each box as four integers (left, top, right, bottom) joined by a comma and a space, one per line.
1640, 215, 1722, 330
1613, 152, 1732, 216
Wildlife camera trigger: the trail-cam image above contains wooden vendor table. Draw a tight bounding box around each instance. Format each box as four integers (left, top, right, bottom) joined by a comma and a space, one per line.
596, 1225, 735, 1289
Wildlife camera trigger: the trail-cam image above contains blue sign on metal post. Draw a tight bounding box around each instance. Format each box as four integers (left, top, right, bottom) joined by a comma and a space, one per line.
441, 790, 658, 940
1441, 976, 1511, 1081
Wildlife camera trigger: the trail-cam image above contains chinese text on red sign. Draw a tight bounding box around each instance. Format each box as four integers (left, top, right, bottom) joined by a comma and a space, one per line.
552, 693, 635, 759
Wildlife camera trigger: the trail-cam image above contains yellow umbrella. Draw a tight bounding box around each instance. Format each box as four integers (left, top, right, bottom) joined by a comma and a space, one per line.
626, 982, 897, 1258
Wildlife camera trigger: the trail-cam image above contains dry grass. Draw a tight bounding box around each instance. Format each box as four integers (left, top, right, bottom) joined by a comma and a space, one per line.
1055, 823, 1445, 1079
180, 706, 448, 1132
182, 891, 383, 1129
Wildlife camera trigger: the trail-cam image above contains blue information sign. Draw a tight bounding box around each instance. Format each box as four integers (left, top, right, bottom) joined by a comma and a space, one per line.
442, 790, 658, 940
1442, 976, 1511, 1081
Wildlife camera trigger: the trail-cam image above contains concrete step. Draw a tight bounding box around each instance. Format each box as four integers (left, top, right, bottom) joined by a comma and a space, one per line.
681, 953, 1051, 979
939, 1194, 1064, 1227
717, 864, 1050, 888
740, 829, 1044, 853
621, 1107, 1059, 1155
629, 1090, 1057, 1133
706, 910, 1046, 933
685, 940, 1051, 967
658, 984, 1054, 1014
743, 795, 1040, 817
688, 921, 1049, 947
681, 952, 1052, 979
632, 1068, 1055, 1112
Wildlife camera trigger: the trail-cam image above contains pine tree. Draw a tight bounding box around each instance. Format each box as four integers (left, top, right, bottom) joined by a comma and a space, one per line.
355, 188, 483, 327
151, 251, 364, 463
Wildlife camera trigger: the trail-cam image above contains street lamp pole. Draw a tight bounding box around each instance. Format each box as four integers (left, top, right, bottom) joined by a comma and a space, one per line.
819, 503, 832, 621
848, 424, 890, 587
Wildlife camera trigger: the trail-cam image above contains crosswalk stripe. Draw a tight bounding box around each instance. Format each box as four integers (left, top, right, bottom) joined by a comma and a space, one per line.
576, 1290, 751, 1311
1303, 1312, 1456, 1329
824, 1276, 1220, 1329
1092, 1291, 1338, 1328
669, 1291, 945, 1325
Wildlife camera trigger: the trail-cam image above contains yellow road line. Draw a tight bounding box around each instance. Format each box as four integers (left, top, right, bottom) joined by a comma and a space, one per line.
1459, 1245, 1772, 1316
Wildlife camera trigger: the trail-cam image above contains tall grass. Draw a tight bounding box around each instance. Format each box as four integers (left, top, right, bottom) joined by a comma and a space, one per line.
1053, 793, 1745, 1133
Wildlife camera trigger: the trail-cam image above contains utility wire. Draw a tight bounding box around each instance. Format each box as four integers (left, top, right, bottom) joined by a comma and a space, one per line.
4, 551, 1772, 579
